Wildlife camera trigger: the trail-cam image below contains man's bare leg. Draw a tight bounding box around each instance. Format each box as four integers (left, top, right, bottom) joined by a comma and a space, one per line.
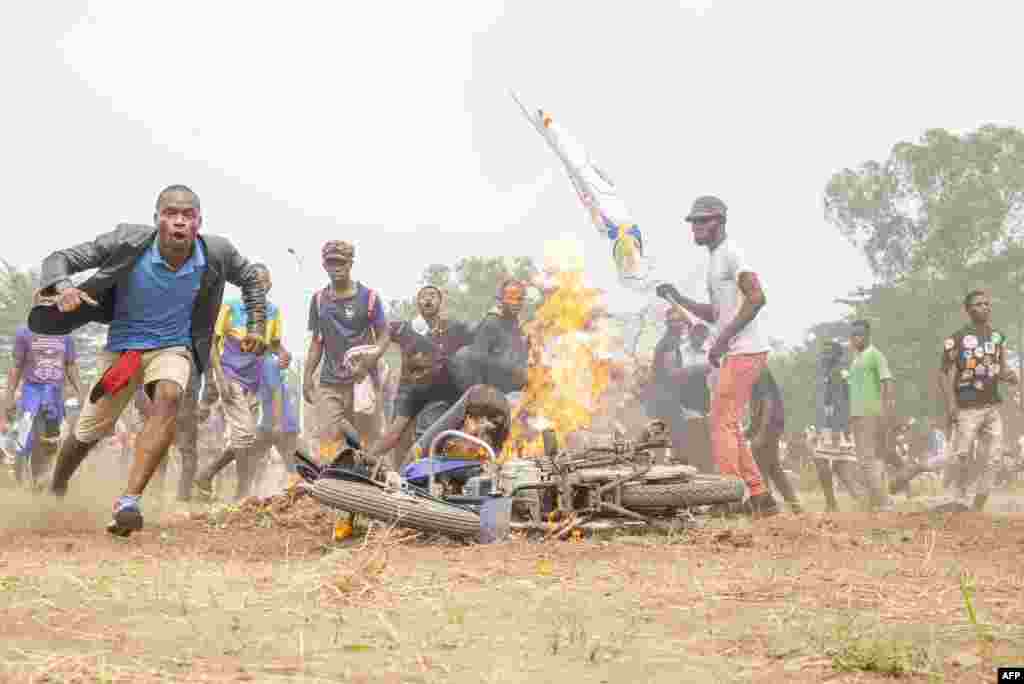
175, 376, 200, 501
50, 435, 96, 497
108, 380, 180, 537
814, 457, 839, 512
126, 381, 180, 494
365, 415, 411, 477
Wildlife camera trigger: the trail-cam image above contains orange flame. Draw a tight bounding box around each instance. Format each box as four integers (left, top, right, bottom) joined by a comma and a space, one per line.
503, 268, 617, 460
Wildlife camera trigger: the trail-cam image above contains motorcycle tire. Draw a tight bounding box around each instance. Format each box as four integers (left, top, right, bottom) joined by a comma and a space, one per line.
620, 477, 744, 510
311, 478, 481, 539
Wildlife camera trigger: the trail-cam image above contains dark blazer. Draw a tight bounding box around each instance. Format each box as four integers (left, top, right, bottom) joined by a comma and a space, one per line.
34, 223, 266, 374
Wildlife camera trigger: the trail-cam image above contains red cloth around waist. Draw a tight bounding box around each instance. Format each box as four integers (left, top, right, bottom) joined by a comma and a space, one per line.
89, 351, 143, 403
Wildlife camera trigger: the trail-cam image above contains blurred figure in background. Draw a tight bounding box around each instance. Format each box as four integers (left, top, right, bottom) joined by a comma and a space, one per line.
937, 290, 1018, 512
250, 351, 301, 493
5, 322, 83, 487
746, 367, 802, 512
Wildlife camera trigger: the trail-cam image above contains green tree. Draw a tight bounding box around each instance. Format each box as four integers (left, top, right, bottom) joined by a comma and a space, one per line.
0, 263, 106, 385
447, 256, 540, 324
387, 298, 418, 323
380, 256, 540, 379
825, 125, 1024, 284
0, 262, 37, 333
390, 256, 541, 327
824, 125, 1024, 420
0, 262, 38, 377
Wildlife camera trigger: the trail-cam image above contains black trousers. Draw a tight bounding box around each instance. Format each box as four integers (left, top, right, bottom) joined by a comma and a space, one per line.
751, 430, 800, 505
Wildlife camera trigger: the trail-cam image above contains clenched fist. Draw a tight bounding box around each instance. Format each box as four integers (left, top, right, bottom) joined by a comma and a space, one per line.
655, 283, 681, 304
239, 333, 266, 355
55, 287, 99, 313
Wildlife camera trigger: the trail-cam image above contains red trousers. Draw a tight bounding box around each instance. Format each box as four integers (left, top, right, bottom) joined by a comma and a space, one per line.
710, 352, 768, 497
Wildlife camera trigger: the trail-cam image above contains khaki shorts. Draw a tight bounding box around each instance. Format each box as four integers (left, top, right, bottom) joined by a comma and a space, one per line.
850, 415, 885, 463
951, 404, 1003, 497
75, 346, 193, 443
255, 431, 300, 471
317, 383, 356, 441
222, 378, 261, 450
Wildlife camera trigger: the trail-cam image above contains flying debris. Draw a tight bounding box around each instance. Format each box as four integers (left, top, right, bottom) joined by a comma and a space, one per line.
511, 91, 656, 291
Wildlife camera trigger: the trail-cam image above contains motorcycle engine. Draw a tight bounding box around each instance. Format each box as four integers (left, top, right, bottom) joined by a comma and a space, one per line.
463, 476, 493, 497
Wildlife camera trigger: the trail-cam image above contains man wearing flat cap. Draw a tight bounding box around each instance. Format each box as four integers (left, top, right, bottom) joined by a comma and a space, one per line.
303, 242, 390, 455
656, 196, 778, 516
302, 241, 390, 536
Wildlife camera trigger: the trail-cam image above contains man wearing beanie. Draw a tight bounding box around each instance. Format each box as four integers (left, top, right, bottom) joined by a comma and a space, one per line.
303, 241, 389, 538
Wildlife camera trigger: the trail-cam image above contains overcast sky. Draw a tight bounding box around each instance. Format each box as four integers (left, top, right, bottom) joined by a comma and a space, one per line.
4, 1, 1024, 355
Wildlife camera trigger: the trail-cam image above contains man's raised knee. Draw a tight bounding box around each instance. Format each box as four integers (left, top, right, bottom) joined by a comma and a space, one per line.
150, 381, 184, 415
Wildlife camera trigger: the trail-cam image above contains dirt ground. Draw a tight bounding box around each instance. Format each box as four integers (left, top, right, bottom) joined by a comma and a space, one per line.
1, 471, 1023, 683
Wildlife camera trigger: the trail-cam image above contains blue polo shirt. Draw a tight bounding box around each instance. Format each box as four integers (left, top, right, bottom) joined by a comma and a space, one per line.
107, 241, 206, 352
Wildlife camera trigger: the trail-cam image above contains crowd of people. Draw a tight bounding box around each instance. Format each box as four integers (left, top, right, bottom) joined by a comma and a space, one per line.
1, 185, 1018, 538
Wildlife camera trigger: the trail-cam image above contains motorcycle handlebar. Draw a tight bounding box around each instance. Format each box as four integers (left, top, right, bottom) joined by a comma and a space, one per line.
426, 430, 498, 495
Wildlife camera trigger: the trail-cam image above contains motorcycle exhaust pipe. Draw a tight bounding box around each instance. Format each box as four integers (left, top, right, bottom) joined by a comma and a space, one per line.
574, 464, 698, 483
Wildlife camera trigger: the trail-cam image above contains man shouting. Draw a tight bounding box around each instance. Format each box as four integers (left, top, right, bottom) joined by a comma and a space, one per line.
32, 185, 266, 536
364, 285, 474, 472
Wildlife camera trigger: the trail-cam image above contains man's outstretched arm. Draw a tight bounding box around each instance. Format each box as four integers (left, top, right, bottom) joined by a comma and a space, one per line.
40, 227, 123, 295
655, 284, 715, 324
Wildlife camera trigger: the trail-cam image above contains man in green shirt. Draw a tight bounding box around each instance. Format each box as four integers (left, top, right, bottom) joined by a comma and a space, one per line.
847, 319, 895, 511
937, 290, 1018, 512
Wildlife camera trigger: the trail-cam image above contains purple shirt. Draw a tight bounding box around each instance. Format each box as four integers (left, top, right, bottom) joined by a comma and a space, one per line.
308, 283, 386, 385
14, 326, 75, 386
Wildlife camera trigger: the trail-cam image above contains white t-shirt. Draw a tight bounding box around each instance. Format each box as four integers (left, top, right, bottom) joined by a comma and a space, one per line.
680, 340, 709, 369
706, 237, 769, 357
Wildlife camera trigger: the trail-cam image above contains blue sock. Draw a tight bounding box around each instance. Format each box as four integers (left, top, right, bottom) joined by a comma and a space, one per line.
115, 495, 141, 513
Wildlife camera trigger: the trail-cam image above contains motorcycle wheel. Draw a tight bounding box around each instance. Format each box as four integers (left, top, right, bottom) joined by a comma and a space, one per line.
311, 478, 481, 539
620, 477, 744, 510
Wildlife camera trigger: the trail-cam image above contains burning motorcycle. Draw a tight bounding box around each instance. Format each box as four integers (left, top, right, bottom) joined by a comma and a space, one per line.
297, 419, 745, 542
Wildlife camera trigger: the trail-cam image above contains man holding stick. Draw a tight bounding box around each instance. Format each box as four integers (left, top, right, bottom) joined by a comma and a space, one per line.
656, 195, 777, 516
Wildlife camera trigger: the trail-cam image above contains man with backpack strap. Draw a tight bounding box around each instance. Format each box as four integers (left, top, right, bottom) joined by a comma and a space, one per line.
303, 241, 390, 539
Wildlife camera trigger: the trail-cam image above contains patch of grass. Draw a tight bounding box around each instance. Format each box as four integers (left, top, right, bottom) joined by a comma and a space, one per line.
796, 462, 821, 493
830, 633, 925, 675
910, 472, 945, 498
90, 574, 116, 597
544, 610, 639, 665
827, 620, 933, 676
547, 612, 589, 656
444, 601, 467, 626
318, 522, 417, 605
959, 570, 994, 644
865, 527, 914, 545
